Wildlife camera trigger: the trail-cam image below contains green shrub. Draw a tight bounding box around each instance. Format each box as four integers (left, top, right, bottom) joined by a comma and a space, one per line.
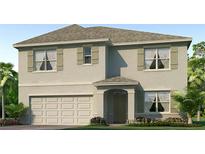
134, 116, 188, 124
135, 116, 152, 123
164, 117, 187, 124
90, 117, 108, 126
128, 121, 200, 127
5, 103, 28, 120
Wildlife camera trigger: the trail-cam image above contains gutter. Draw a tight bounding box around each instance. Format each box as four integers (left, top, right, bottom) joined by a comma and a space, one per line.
93, 82, 139, 87
13, 37, 192, 48
13, 38, 111, 48
112, 38, 192, 47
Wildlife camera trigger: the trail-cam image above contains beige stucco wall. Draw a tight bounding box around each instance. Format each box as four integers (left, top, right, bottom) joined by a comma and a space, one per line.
107, 44, 187, 91
19, 84, 96, 124
18, 42, 188, 123
19, 45, 106, 85
106, 44, 188, 117
18, 45, 106, 108
19, 45, 107, 124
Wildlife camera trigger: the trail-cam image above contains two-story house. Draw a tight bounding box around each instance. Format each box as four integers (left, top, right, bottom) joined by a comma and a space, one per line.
14, 24, 192, 125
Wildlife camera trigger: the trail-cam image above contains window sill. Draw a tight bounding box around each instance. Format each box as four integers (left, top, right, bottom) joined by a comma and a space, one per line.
83, 63, 92, 66
143, 69, 171, 72
144, 112, 171, 114
32, 70, 57, 73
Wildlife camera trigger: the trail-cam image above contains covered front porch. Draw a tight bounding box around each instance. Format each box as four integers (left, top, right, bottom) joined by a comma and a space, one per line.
93, 76, 139, 124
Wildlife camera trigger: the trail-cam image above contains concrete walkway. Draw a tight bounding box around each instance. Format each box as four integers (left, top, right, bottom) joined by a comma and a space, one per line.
0, 125, 76, 130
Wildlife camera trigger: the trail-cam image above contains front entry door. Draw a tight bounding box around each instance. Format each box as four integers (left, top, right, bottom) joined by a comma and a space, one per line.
113, 93, 127, 123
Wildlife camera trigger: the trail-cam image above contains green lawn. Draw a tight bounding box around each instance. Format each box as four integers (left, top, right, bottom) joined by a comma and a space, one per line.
63, 118, 205, 130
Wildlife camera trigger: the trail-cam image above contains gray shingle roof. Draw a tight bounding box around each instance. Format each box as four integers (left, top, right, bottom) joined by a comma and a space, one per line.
14, 24, 191, 46
93, 76, 139, 86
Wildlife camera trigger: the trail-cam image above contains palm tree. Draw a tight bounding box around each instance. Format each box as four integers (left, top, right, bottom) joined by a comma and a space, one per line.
173, 89, 205, 124
0, 62, 16, 119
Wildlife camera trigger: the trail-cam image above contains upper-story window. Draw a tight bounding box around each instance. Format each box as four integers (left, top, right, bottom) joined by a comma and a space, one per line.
145, 48, 170, 70
34, 49, 57, 71
83, 47, 92, 64
144, 91, 170, 113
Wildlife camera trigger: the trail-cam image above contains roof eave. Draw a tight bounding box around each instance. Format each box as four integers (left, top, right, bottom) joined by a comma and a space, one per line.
13, 38, 111, 48
112, 38, 192, 47
13, 37, 192, 49
93, 82, 139, 87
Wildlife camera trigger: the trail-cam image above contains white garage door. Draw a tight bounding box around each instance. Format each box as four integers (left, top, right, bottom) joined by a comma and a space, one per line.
30, 96, 93, 125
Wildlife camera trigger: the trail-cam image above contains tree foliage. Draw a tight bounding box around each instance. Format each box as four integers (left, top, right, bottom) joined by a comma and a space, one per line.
173, 41, 205, 122
0, 62, 18, 105
189, 42, 205, 114
173, 90, 205, 117
193, 41, 205, 55
188, 57, 205, 90
188, 42, 205, 105
5, 103, 27, 119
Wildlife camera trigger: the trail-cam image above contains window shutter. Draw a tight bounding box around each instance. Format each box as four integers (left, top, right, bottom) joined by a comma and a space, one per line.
171, 47, 178, 70
77, 47, 84, 65
57, 48, 63, 71
27, 50, 33, 72
170, 91, 179, 113
137, 48, 144, 71
92, 47, 99, 64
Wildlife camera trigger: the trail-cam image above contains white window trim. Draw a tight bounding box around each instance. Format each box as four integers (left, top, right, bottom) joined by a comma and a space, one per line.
83, 63, 93, 66
34, 49, 57, 72
144, 47, 171, 71
144, 90, 171, 114
32, 70, 57, 73
83, 47, 92, 65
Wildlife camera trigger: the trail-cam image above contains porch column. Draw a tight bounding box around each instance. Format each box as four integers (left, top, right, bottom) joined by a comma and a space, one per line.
127, 89, 135, 122
95, 90, 105, 117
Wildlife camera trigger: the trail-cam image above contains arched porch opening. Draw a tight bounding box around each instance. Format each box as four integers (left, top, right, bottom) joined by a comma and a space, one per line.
104, 89, 128, 124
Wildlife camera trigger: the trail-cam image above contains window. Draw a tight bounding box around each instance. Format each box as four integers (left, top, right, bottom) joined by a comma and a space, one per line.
34, 49, 56, 71
144, 91, 170, 113
83, 47, 92, 64
145, 48, 170, 70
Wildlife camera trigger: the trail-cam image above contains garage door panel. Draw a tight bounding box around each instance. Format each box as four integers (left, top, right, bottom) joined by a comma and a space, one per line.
32, 117, 43, 124
46, 97, 58, 102
78, 103, 90, 109
61, 118, 74, 125
61, 103, 74, 109
62, 97, 74, 102
61, 110, 74, 116
32, 110, 43, 116
77, 110, 91, 116
31, 96, 92, 125
77, 118, 90, 124
45, 103, 58, 109
31, 97, 43, 102
31, 104, 43, 109
46, 111, 59, 116
46, 117, 58, 124
77, 97, 90, 102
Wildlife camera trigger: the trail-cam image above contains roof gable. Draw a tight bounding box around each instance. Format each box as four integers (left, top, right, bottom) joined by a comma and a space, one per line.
93, 76, 139, 86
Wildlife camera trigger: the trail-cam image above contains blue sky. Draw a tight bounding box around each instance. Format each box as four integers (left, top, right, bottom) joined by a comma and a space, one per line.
0, 24, 204, 71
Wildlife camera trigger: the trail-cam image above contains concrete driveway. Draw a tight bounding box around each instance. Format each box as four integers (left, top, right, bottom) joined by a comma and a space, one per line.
0, 125, 76, 130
